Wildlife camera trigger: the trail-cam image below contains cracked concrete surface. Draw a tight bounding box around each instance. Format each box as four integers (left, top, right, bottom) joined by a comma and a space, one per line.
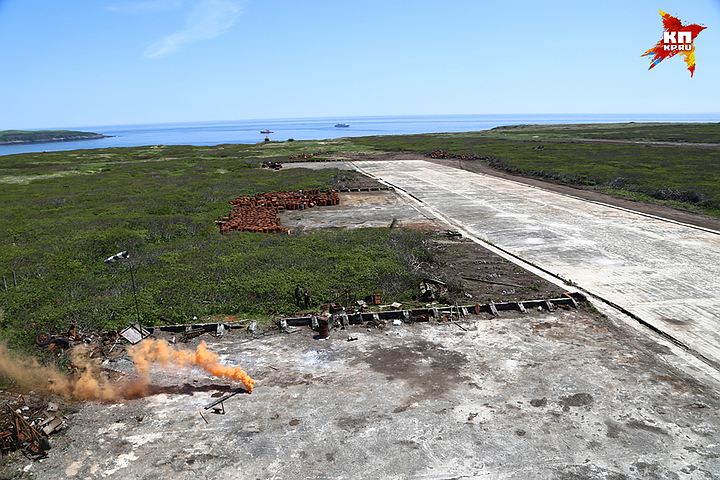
21, 310, 720, 479
352, 160, 720, 370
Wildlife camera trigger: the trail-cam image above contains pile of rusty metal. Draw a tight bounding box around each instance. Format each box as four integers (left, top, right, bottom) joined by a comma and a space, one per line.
35, 324, 124, 361
427, 149, 451, 159
427, 150, 494, 162
216, 190, 340, 233
0, 396, 64, 460
287, 153, 315, 160
34, 323, 84, 352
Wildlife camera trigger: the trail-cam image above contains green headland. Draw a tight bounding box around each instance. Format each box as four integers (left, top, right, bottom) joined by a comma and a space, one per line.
0, 130, 107, 145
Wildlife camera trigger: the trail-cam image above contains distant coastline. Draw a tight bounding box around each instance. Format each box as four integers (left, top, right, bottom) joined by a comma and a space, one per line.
2, 114, 719, 156
0, 130, 109, 145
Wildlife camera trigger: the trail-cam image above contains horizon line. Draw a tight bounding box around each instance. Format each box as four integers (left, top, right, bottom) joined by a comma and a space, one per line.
9, 112, 720, 132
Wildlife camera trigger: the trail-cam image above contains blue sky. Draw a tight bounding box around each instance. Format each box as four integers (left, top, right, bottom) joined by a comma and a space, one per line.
1, 0, 718, 129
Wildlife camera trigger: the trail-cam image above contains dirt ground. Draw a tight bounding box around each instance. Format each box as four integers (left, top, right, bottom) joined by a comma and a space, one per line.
280, 189, 562, 303
280, 161, 387, 191
7, 307, 720, 479
419, 237, 565, 304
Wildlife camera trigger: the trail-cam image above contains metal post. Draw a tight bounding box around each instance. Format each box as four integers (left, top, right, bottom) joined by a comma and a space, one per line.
12, 270, 16, 287
128, 264, 142, 330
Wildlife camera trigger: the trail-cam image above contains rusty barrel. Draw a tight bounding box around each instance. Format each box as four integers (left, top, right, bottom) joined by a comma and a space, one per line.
318, 319, 330, 339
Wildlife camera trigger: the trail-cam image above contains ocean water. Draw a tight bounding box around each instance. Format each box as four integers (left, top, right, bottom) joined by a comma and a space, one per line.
2, 113, 719, 156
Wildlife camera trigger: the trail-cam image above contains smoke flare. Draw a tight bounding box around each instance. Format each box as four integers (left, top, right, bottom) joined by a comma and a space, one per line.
129, 339, 255, 393
0, 339, 254, 401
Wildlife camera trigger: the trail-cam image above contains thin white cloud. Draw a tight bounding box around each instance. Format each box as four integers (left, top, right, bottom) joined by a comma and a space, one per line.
144, 0, 244, 58
107, 0, 185, 14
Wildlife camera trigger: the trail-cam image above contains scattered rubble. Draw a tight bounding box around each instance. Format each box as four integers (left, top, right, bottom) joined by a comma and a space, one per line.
0, 395, 65, 459
281, 292, 586, 331
35, 324, 124, 361
261, 160, 283, 170
215, 189, 340, 234
419, 279, 449, 302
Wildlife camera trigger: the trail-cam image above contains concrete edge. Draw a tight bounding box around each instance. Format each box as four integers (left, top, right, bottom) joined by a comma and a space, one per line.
350, 161, 720, 386
421, 156, 720, 236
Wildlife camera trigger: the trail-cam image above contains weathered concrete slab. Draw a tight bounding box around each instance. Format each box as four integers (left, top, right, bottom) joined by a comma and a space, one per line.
353, 160, 720, 369
279, 191, 438, 231
22, 314, 720, 479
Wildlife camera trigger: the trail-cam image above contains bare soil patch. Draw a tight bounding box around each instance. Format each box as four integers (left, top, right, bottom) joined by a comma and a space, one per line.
419, 236, 565, 304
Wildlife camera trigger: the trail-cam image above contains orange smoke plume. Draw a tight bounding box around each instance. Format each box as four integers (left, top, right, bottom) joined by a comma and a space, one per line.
0, 339, 254, 401
128, 339, 255, 393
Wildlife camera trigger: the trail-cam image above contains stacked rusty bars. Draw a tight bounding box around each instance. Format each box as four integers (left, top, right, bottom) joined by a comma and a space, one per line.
427, 149, 493, 162
216, 190, 340, 233
287, 153, 315, 160
0, 397, 54, 459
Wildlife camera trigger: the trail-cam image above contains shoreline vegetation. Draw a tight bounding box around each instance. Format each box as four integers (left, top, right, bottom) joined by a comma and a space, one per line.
0, 130, 108, 145
1, 122, 718, 348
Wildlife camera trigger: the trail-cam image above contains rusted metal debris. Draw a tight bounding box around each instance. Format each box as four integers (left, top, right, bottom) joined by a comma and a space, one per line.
286, 153, 316, 160
35, 324, 122, 360
35, 323, 86, 352
427, 150, 495, 162
203, 387, 247, 412
365, 294, 382, 306
0, 397, 64, 460
281, 293, 586, 328
336, 186, 393, 193
216, 190, 340, 234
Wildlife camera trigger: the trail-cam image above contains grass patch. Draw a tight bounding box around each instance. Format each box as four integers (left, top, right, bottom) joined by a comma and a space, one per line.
0, 143, 425, 350
484, 122, 720, 143
347, 126, 720, 216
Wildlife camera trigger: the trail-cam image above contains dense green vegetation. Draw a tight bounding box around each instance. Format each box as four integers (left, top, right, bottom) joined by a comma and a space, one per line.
0, 143, 425, 349
2, 122, 718, 349
349, 125, 720, 215
484, 122, 720, 143
0, 130, 105, 144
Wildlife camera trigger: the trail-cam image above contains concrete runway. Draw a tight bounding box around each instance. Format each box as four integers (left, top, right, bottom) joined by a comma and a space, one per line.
27, 316, 720, 479
354, 160, 720, 370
